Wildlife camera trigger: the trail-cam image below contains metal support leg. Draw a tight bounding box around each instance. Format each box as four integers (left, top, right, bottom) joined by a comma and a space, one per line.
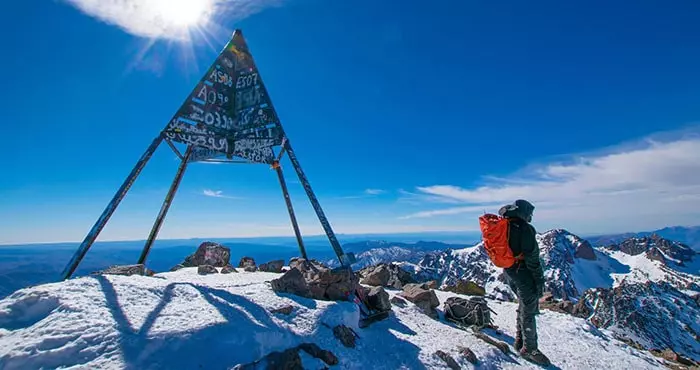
138, 145, 193, 265
273, 161, 307, 259
61, 135, 164, 280
282, 139, 354, 266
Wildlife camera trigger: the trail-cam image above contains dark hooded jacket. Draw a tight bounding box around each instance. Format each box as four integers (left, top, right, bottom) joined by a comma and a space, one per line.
499, 200, 545, 290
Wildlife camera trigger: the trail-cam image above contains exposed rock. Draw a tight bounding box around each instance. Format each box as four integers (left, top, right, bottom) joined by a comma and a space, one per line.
182, 242, 230, 267
298, 343, 339, 366
258, 260, 284, 273
233, 347, 302, 370
358, 263, 416, 289
170, 264, 185, 272
270, 268, 311, 298
653, 349, 696, 367
646, 247, 666, 264
434, 350, 461, 370
457, 346, 478, 364
238, 257, 257, 271
271, 261, 359, 301
399, 283, 439, 319
233, 343, 338, 370
366, 286, 392, 312
606, 235, 695, 263
359, 264, 391, 286
425, 280, 439, 290
577, 282, 700, 362
197, 265, 218, 275
390, 296, 408, 307
444, 280, 486, 296
270, 305, 294, 315
571, 299, 592, 318
244, 266, 257, 272
221, 265, 237, 274
333, 325, 357, 348
473, 331, 510, 354
574, 240, 597, 260
94, 264, 154, 277
539, 296, 575, 315
539, 292, 555, 303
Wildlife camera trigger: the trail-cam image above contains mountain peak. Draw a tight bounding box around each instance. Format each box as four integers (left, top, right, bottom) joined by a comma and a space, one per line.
605, 235, 696, 265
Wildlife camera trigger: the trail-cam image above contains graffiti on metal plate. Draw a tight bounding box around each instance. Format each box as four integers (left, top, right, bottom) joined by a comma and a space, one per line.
163, 30, 281, 163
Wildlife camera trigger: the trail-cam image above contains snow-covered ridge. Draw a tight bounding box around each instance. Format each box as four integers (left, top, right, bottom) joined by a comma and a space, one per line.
0, 268, 670, 369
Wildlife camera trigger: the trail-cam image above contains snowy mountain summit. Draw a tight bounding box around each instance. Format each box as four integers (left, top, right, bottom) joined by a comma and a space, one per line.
0, 267, 678, 369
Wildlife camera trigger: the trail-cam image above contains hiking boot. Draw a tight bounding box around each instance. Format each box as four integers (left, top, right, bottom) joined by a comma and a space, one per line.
520, 348, 551, 366
513, 333, 523, 352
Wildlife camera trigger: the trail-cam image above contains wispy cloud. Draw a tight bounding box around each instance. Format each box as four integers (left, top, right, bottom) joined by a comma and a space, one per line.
400, 129, 700, 233
202, 189, 240, 199
63, 0, 284, 40
336, 188, 388, 199
364, 188, 386, 195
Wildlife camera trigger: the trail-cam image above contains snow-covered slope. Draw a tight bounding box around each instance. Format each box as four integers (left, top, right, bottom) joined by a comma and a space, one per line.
0, 268, 669, 369
575, 281, 700, 362
411, 229, 700, 301
411, 245, 515, 301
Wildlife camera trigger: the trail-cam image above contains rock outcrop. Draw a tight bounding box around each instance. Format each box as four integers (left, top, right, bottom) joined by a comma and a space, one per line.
182, 242, 231, 267
574, 281, 700, 362
358, 263, 416, 289
221, 265, 237, 274
197, 265, 218, 275
270, 259, 359, 301
239, 257, 257, 272
443, 280, 486, 296
94, 264, 154, 277
399, 283, 439, 319
258, 260, 284, 273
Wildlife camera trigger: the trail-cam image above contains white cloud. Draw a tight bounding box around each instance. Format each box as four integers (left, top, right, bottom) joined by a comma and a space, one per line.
364, 189, 386, 195
401, 131, 700, 234
63, 0, 282, 40
202, 189, 240, 199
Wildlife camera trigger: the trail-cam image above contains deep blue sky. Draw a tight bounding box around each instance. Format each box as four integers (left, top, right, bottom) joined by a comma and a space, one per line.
2, 0, 700, 244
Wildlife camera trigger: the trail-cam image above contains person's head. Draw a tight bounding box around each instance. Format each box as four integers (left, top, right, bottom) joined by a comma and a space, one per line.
498, 199, 535, 222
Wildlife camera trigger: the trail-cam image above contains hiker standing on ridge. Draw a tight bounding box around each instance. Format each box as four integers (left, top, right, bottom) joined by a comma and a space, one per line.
498, 200, 551, 366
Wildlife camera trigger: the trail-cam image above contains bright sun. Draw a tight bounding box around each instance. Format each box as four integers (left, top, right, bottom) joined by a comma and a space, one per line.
155, 0, 212, 28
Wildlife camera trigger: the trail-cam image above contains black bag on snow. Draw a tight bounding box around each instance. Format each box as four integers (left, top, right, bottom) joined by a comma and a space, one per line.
443, 296, 494, 328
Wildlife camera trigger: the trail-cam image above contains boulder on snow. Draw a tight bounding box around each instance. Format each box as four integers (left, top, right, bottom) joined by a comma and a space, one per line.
221, 264, 237, 274
333, 325, 357, 348
271, 259, 360, 301
182, 242, 230, 267
457, 346, 478, 364
238, 257, 257, 271
269, 305, 294, 315
366, 286, 392, 313
434, 350, 461, 370
399, 283, 439, 319
390, 296, 408, 307
94, 264, 154, 277
298, 343, 339, 366
443, 280, 486, 296
233, 343, 338, 370
258, 260, 284, 273
270, 268, 311, 298
425, 280, 439, 290
574, 241, 597, 260
197, 265, 218, 275
358, 263, 415, 289
359, 264, 391, 286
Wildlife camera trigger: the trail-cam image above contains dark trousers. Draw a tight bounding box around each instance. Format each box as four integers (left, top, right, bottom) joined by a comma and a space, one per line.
505, 265, 539, 350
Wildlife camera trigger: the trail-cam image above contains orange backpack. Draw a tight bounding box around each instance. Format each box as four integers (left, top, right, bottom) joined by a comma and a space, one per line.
478, 214, 523, 268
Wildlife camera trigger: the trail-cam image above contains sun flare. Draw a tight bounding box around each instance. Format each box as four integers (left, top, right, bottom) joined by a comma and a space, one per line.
154, 0, 213, 29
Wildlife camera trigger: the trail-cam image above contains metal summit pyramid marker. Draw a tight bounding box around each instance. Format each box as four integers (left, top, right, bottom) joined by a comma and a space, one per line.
61, 30, 355, 280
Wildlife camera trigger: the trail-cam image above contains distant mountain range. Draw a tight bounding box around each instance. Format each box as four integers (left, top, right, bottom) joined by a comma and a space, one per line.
586, 225, 700, 251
